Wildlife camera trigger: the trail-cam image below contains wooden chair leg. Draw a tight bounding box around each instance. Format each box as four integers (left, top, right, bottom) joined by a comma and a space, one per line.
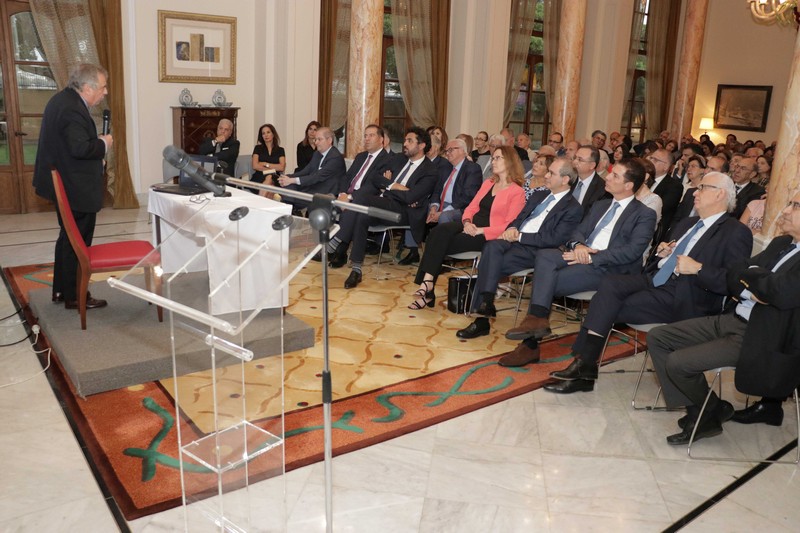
78, 268, 90, 330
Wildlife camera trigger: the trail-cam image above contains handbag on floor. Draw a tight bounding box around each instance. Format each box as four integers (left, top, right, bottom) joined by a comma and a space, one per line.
447, 275, 476, 314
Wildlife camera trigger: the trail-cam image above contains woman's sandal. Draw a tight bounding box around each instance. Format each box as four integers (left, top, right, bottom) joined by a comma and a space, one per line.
413, 280, 435, 298
408, 292, 435, 310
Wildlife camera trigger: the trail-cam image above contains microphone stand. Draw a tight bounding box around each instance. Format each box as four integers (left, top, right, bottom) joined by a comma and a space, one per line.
226, 178, 400, 532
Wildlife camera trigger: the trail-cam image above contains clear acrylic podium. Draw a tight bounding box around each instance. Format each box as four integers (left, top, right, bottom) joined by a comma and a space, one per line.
110, 189, 323, 532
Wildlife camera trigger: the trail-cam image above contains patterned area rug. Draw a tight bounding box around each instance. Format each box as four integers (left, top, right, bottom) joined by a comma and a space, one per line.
4, 262, 643, 520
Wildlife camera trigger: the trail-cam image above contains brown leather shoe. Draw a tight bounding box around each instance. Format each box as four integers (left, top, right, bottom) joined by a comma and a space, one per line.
65, 296, 108, 310
505, 315, 551, 340
498, 343, 541, 367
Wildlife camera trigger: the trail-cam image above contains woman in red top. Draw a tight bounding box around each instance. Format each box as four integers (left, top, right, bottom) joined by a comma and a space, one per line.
409, 145, 526, 309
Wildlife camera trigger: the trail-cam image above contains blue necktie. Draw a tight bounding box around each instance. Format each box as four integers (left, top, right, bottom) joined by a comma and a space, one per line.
586, 201, 619, 246
572, 180, 583, 200
652, 219, 704, 287
523, 194, 555, 224
393, 161, 413, 184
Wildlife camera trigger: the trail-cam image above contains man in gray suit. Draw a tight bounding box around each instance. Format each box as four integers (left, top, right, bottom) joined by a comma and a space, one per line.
278, 126, 346, 211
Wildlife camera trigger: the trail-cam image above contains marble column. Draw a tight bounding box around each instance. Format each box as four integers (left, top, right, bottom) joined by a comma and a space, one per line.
669, 0, 709, 142
761, 29, 800, 241
552, 0, 587, 142
345, 0, 383, 158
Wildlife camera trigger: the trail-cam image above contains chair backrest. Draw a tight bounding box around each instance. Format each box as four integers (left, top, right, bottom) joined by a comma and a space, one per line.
51, 169, 91, 264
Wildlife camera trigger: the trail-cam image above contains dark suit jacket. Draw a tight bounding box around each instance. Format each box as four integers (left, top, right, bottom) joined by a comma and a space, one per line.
732, 181, 766, 219
514, 145, 530, 161
33, 88, 106, 213
198, 137, 240, 176
429, 159, 482, 212
377, 156, 438, 243
666, 187, 697, 239
570, 197, 657, 275
646, 214, 753, 321
289, 146, 346, 195
338, 149, 390, 196
728, 235, 800, 397
652, 174, 683, 231
510, 190, 583, 249
571, 172, 610, 218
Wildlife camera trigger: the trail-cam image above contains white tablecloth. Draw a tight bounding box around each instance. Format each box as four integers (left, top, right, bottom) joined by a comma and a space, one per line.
148, 187, 291, 315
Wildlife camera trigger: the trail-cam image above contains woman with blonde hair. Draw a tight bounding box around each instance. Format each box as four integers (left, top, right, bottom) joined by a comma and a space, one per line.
408, 145, 526, 309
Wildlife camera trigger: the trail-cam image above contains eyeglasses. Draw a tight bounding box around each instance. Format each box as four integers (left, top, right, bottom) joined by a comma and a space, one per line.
697, 184, 721, 191
786, 200, 800, 211
491, 155, 504, 161
444, 147, 462, 154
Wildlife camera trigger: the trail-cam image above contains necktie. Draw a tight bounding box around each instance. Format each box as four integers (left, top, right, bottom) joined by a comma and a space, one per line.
393, 161, 413, 185
766, 242, 798, 270
586, 201, 620, 246
522, 194, 555, 225
652, 219, 704, 286
735, 184, 742, 195
572, 179, 583, 201
347, 154, 373, 194
439, 167, 458, 211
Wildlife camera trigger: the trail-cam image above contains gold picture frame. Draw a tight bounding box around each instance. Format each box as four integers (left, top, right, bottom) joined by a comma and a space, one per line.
158, 10, 237, 84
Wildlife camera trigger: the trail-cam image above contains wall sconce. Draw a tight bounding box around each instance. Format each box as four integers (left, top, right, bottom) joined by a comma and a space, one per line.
699, 117, 714, 135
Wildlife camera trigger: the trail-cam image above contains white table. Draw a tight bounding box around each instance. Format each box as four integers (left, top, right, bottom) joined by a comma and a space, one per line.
148, 187, 291, 315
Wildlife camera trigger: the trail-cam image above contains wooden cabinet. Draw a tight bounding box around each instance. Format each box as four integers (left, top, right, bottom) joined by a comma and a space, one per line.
171, 107, 239, 155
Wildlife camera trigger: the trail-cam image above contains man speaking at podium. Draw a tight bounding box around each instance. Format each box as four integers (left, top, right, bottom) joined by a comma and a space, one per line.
33, 63, 112, 311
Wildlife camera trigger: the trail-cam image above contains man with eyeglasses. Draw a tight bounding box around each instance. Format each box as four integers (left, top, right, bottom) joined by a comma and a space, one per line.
571, 145, 611, 217
471, 131, 490, 161
426, 138, 482, 226
498, 158, 657, 367
548, 132, 564, 155
475, 134, 506, 179
279, 126, 346, 210
647, 148, 683, 237
646, 192, 800, 444
730, 157, 765, 219
542, 172, 752, 394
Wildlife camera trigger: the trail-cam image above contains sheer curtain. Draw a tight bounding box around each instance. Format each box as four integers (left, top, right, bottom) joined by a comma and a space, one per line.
31, 0, 137, 208
503, 0, 537, 127
391, 0, 437, 127
542, 0, 562, 119
622, 0, 647, 128
645, 0, 672, 139
330, 0, 352, 132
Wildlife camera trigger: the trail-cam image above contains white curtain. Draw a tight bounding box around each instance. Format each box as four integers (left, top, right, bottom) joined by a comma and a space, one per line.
391, 0, 437, 127
503, 0, 537, 126
622, 0, 647, 131
330, 0, 351, 132
542, 0, 562, 118
645, 0, 671, 139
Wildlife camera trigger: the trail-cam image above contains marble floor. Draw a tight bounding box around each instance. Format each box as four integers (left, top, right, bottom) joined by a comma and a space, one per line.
0, 203, 799, 532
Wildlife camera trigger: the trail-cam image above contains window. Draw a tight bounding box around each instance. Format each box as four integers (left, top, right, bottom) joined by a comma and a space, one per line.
381, 2, 410, 152
507, 0, 547, 149
621, 0, 649, 144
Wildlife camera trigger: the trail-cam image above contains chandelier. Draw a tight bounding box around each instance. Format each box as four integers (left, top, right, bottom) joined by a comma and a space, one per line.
748, 0, 800, 25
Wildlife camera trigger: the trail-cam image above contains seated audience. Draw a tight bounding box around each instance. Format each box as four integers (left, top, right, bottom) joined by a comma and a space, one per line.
647, 196, 800, 444
198, 118, 239, 176
471, 131, 490, 161
336, 124, 391, 200
669, 155, 709, 236
571, 145, 610, 217
739, 186, 767, 234
457, 133, 474, 159
250, 123, 285, 192
426, 138, 482, 225
524, 154, 553, 200
408, 145, 526, 309
597, 149, 610, 179
455, 157, 582, 339
636, 157, 663, 226
476, 134, 506, 179
730, 157, 766, 219
498, 158, 657, 367
590, 130, 607, 152
427, 125, 448, 149
517, 132, 536, 161
295, 120, 321, 172
501, 127, 529, 161
646, 148, 683, 237
543, 172, 752, 394
756, 154, 772, 187
278, 126, 345, 209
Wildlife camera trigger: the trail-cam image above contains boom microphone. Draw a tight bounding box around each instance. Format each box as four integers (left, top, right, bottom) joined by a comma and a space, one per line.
102, 109, 110, 135
162, 145, 228, 196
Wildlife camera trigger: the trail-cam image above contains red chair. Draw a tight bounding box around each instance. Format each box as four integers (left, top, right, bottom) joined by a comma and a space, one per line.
51, 169, 163, 329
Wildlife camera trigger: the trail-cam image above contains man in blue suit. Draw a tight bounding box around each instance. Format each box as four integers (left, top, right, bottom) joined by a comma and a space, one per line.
335, 124, 391, 200
499, 158, 657, 366
33, 63, 112, 310
456, 156, 583, 339
278, 126, 346, 210
544, 172, 753, 394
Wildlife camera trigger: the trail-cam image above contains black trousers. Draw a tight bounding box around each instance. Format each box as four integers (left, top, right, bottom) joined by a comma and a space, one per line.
54, 207, 96, 301
414, 221, 486, 285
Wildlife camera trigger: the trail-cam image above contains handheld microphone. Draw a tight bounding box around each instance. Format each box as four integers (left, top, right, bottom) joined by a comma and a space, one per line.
162, 145, 228, 196
102, 109, 111, 135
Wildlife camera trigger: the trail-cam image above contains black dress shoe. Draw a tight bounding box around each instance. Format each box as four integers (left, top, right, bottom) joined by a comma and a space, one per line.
65, 296, 108, 310
475, 301, 497, 317
544, 379, 595, 394
52, 292, 64, 303
731, 401, 784, 426
550, 358, 598, 381
310, 250, 322, 262
667, 417, 722, 445
678, 400, 734, 430
456, 318, 490, 339
398, 249, 420, 265
329, 246, 348, 269
344, 270, 362, 289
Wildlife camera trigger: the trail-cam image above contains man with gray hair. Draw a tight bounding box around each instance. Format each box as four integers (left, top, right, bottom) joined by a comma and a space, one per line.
33, 63, 113, 310
543, 171, 753, 394
455, 156, 583, 339
198, 118, 239, 176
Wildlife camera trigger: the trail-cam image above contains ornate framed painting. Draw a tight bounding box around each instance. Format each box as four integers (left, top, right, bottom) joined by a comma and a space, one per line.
158, 10, 237, 84
713, 85, 772, 132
